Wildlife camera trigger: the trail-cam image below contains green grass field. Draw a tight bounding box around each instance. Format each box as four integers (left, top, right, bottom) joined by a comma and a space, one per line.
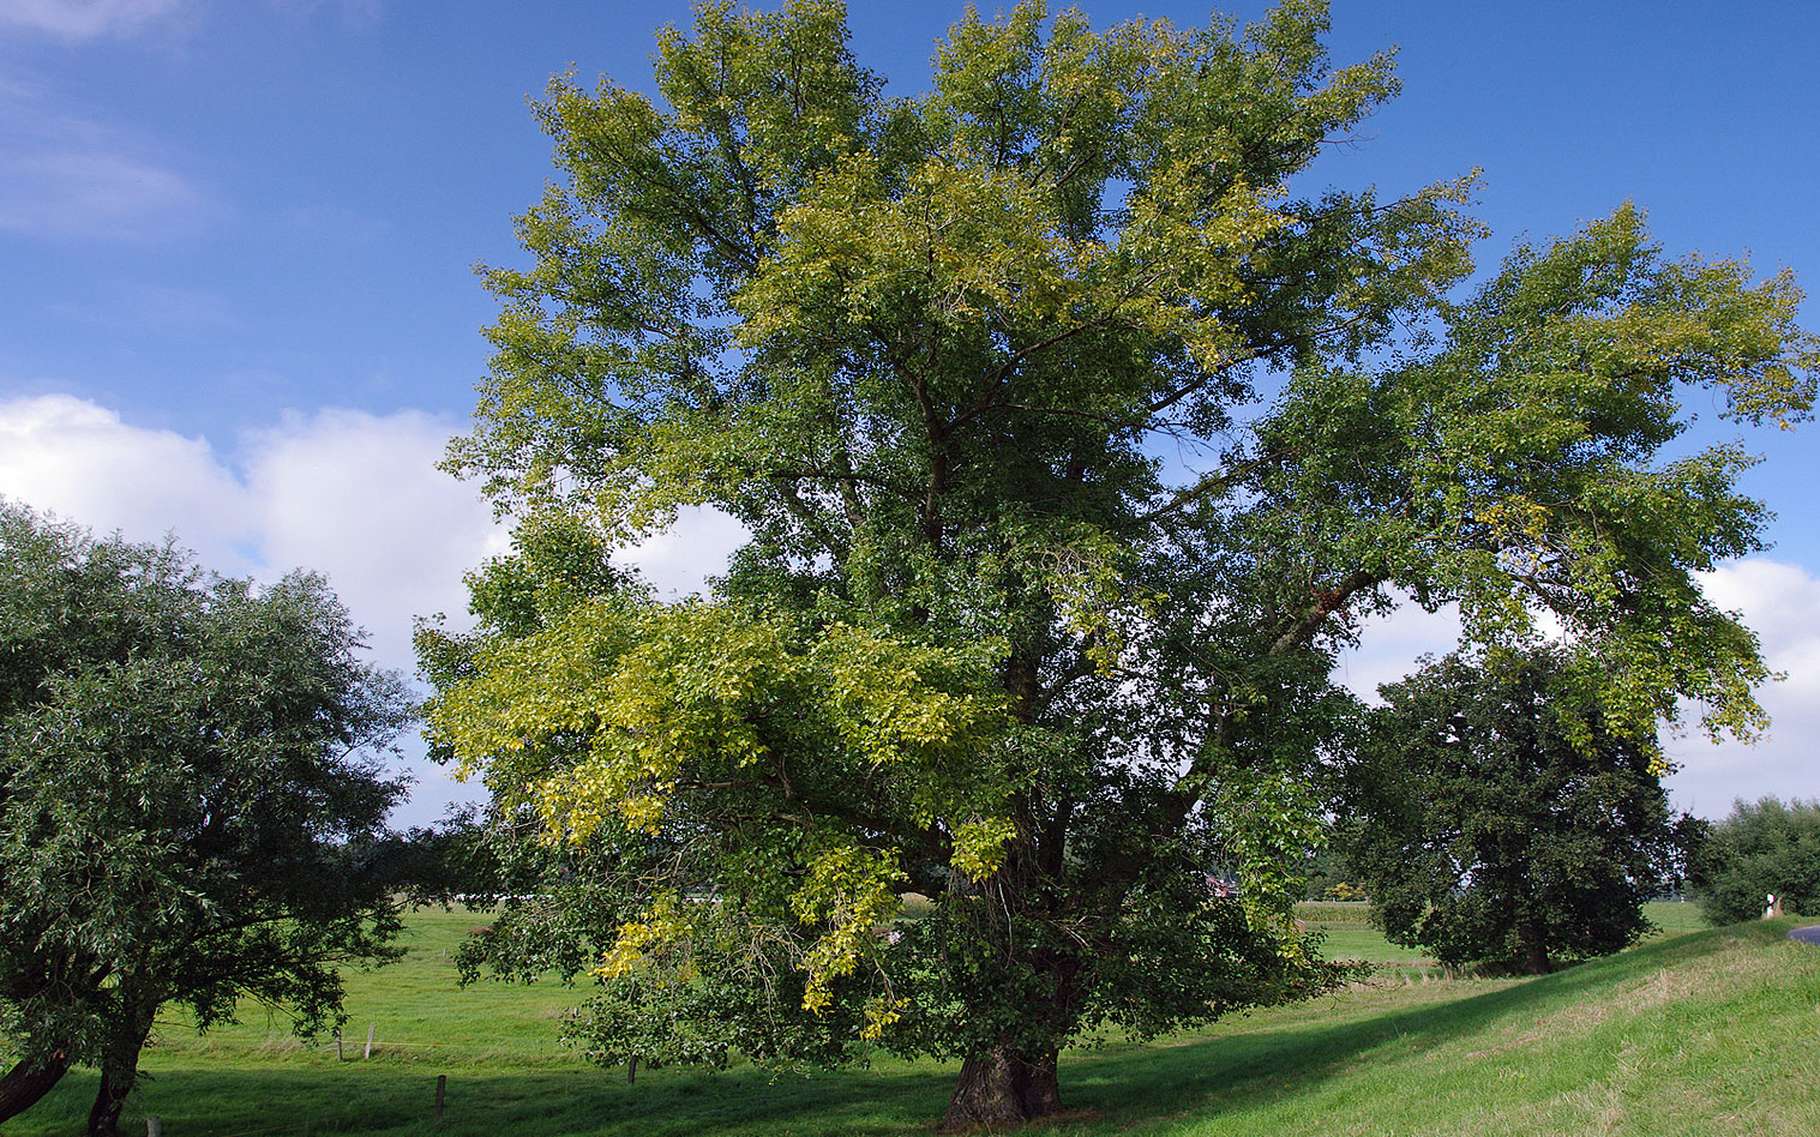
1295, 900, 1709, 975
15, 902, 1815, 1137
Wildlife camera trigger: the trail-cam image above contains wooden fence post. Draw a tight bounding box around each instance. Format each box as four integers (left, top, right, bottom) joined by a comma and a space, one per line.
334, 1029, 343, 1062
365, 1023, 376, 1060
434, 1074, 447, 1123
146, 1117, 162, 1137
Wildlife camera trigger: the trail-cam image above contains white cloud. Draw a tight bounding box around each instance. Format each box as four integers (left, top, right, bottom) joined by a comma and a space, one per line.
0, 394, 256, 567
620, 505, 749, 599
1667, 560, 1820, 818
1333, 566, 1820, 819
0, 395, 509, 824
0, 393, 748, 823
0, 392, 752, 645
0, 394, 505, 664
0, 0, 186, 40
1335, 596, 1462, 702
241, 408, 510, 663
0, 145, 205, 240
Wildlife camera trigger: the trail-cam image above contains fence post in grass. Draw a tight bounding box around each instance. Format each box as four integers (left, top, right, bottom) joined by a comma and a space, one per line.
146, 1117, 162, 1137
334, 1029, 343, 1062
365, 1023, 376, 1060
434, 1074, 447, 1123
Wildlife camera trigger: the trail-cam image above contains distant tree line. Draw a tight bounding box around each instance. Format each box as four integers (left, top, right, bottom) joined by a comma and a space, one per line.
1688, 797, 1820, 924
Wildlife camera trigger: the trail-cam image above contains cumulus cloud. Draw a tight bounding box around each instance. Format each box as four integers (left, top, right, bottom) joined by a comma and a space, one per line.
0, 394, 257, 566
0, 394, 509, 669
0, 0, 186, 40
0, 392, 748, 823
1334, 568, 1820, 819
1666, 561, 1820, 818
0, 394, 500, 821
237, 408, 505, 663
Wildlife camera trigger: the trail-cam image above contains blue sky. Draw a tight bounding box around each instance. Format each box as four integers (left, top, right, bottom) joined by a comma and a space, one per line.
1, 0, 1816, 821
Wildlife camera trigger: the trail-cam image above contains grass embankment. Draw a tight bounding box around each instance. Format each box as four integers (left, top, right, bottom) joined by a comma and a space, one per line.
14, 903, 1813, 1137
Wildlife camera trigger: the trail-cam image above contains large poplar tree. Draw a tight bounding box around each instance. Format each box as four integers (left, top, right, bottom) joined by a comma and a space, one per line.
420, 1, 1816, 1127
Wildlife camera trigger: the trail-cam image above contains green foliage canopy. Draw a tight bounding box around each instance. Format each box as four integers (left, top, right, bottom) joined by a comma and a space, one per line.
419, 0, 1815, 1126
1339, 649, 1696, 974
1690, 797, 1820, 923
0, 503, 411, 1135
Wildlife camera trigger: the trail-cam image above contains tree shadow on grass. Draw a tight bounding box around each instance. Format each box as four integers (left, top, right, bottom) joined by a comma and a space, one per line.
1053, 921, 1790, 1132
5, 925, 1780, 1137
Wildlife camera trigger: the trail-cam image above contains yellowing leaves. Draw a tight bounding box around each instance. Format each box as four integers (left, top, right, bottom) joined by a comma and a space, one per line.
422, 599, 1012, 850
595, 892, 690, 981
813, 622, 1004, 768
951, 816, 1019, 882
789, 842, 903, 1015
859, 994, 908, 1043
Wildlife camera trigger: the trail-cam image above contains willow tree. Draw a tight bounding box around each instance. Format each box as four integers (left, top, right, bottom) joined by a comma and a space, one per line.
0, 504, 410, 1136
420, 1, 1815, 1127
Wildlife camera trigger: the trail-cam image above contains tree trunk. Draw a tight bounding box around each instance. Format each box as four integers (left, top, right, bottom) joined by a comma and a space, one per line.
1020, 1049, 1060, 1116
0, 1050, 71, 1125
938, 1042, 1062, 1133
1519, 922, 1552, 976
87, 1008, 155, 1137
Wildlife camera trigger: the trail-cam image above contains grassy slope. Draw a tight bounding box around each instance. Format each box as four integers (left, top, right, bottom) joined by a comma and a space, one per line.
12, 905, 1811, 1137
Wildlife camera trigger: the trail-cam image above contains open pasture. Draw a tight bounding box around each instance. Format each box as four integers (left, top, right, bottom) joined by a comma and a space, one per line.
16, 904, 1813, 1137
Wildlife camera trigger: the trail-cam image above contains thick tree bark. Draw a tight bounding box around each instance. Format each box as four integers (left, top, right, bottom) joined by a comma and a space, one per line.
1519, 922, 1552, 976
88, 1066, 131, 1137
938, 1042, 1062, 1133
1020, 1049, 1060, 1116
0, 1050, 71, 1125
87, 1005, 155, 1137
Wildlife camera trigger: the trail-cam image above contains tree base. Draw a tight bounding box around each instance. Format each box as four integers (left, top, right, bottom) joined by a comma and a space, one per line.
937, 1046, 1060, 1133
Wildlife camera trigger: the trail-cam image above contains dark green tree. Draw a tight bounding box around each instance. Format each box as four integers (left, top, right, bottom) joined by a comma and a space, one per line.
1341, 649, 1696, 974
0, 503, 412, 1135
1301, 836, 1364, 902
359, 805, 506, 905
1689, 797, 1820, 923
419, 1, 1814, 1126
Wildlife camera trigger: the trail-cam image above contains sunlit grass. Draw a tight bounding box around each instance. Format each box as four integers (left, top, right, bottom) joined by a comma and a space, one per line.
12, 904, 1808, 1137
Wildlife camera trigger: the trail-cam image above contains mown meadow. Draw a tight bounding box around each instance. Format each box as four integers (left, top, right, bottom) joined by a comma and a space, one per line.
16, 902, 1816, 1137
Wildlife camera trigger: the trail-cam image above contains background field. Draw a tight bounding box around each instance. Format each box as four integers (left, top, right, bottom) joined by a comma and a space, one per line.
16, 902, 1816, 1137
1297, 900, 1708, 978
